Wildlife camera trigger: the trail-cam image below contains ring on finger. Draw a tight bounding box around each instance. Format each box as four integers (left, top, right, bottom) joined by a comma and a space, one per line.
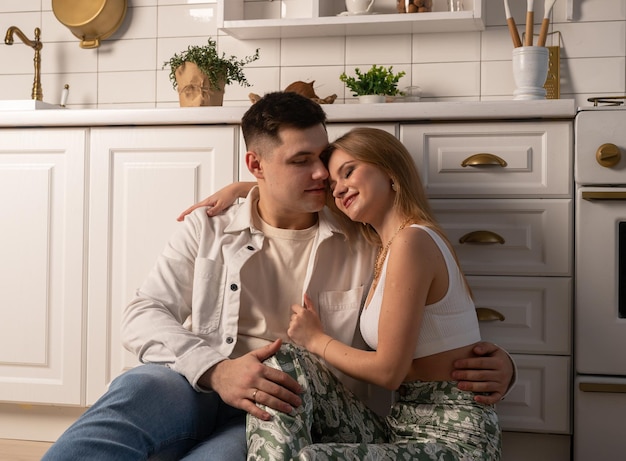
252, 389, 258, 402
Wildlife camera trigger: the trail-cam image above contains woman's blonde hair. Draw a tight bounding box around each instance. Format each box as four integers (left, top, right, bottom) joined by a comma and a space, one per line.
325, 127, 441, 246
325, 127, 472, 295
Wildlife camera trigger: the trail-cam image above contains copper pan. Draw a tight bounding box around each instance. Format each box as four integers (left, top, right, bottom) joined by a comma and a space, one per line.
52, 0, 127, 49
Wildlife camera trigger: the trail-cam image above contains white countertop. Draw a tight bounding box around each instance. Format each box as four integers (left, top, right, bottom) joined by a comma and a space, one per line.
0, 99, 577, 127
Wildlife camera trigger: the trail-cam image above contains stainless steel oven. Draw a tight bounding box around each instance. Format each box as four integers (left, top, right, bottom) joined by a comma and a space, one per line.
575, 99, 626, 460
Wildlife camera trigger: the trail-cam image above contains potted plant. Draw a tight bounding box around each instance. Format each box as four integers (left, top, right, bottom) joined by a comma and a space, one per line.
163, 38, 260, 107
339, 65, 406, 103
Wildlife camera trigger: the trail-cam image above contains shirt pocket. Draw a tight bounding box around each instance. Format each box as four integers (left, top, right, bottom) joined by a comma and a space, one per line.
317, 286, 364, 346
191, 258, 226, 335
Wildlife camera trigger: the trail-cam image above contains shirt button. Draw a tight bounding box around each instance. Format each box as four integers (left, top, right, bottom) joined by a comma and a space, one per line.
230, 283, 238, 291
226, 337, 234, 344
246, 245, 254, 251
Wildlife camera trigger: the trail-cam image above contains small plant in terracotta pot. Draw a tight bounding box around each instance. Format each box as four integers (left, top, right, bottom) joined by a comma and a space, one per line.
163, 38, 260, 107
340, 65, 406, 103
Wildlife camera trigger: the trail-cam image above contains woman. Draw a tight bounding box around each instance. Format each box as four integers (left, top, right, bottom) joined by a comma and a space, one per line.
246, 127, 501, 460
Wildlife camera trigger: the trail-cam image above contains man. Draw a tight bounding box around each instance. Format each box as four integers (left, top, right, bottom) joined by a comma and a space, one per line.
43, 92, 513, 460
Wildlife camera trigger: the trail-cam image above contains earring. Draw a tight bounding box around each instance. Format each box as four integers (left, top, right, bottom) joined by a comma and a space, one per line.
391, 182, 397, 191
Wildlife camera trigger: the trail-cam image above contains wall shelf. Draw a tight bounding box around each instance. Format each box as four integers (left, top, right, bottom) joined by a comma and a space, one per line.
217, 1, 485, 40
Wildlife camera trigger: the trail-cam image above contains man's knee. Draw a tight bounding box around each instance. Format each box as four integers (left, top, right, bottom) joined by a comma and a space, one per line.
109, 364, 190, 397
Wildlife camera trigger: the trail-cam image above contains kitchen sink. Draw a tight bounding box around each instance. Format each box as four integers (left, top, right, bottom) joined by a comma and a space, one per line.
0, 100, 61, 110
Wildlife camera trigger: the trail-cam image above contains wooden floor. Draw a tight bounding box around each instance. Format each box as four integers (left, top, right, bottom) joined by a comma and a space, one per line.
0, 439, 52, 461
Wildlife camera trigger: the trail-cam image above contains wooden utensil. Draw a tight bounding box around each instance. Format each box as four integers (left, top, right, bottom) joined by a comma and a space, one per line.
504, 0, 522, 48
525, 0, 534, 46
537, 0, 557, 46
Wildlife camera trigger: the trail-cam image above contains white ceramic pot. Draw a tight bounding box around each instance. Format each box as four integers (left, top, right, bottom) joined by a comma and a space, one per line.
512, 46, 549, 100
358, 95, 385, 104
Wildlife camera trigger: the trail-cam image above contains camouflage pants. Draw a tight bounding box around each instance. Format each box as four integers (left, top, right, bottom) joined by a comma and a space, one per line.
247, 344, 501, 461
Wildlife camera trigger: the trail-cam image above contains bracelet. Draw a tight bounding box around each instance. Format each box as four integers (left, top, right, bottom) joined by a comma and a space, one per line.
322, 338, 334, 361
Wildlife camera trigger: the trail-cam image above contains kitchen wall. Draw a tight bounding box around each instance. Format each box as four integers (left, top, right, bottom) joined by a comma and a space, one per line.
0, 0, 623, 110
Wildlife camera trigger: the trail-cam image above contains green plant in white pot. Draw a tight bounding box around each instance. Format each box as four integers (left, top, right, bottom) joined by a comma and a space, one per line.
339, 65, 406, 103
163, 38, 260, 107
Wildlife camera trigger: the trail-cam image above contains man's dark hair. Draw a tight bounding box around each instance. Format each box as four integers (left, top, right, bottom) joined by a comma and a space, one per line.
241, 91, 327, 151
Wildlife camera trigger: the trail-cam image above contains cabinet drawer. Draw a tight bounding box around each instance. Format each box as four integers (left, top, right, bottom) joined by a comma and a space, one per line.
501, 432, 570, 461
401, 122, 572, 198
470, 276, 572, 355
574, 376, 626, 461
497, 354, 571, 434
432, 199, 572, 276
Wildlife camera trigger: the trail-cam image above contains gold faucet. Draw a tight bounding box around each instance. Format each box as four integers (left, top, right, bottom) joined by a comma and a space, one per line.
5, 26, 43, 101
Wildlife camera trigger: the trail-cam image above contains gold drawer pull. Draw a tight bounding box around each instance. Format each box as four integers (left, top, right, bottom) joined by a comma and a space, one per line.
579, 382, 626, 393
476, 307, 505, 322
582, 191, 626, 201
459, 230, 505, 244
461, 153, 508, 168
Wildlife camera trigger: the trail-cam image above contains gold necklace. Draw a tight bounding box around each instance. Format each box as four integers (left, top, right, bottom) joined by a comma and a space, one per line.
373, 218, 412, 282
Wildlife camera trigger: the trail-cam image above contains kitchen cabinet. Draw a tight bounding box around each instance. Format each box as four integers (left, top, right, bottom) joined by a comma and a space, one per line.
401, 121, 573, 460
0, 125, 237, 440
86, 126, 237, 404
217, 0, 485, 39
0, 106, 577, 459
0, 128, 87, 405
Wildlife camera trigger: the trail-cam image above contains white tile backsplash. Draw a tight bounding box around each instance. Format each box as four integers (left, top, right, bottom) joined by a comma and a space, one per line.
557, 21, 626, 58
415, 62, 480, 98
413, 32, 481, 63
236, 66, 280, 101
98, 70, 157, 104
0, 1, 41, 13
98, 39, 158, 72
0, 2, 623, 108
281, 37, 346, 66
562, 57, 626, 94
41, 10, 76, 42
218, 35, 276, 68
346, 35, 411, 65
42, 42, 98, 74
481, 60, 515, 98
480, 26, 521, 61
157, 4, 217, 38
553, 0, 626, 23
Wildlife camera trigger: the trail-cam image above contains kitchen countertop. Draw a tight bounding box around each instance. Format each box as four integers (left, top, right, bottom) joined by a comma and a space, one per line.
0, 99, 577, 127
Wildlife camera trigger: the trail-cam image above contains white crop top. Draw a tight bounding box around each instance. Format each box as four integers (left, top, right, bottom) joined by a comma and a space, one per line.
360, 225, 481, 359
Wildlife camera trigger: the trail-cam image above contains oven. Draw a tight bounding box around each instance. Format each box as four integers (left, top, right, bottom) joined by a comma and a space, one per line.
575, 99, 626, 460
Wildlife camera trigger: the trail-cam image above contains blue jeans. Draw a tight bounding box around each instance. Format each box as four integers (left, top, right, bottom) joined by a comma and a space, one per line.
41, 364, 246, 461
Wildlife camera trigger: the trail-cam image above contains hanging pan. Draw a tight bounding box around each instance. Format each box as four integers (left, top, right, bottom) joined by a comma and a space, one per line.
52, 0, 127, 49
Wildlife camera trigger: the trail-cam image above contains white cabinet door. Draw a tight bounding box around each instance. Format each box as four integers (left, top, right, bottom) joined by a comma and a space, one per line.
86, 126, 237, 404
0, 128, 87, 405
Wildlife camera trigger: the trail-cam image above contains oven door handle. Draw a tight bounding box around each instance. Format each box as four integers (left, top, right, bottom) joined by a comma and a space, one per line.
582, 191, 626, 201
579, 382, 626, 393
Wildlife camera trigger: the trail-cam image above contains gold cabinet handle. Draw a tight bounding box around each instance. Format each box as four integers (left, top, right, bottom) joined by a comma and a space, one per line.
459, 230, 505, 244
579, 382, 626, 393
582, 191, 626, 201
596, 143, 622, 168
476, 307, 505, 322
461, 153, 508, 168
